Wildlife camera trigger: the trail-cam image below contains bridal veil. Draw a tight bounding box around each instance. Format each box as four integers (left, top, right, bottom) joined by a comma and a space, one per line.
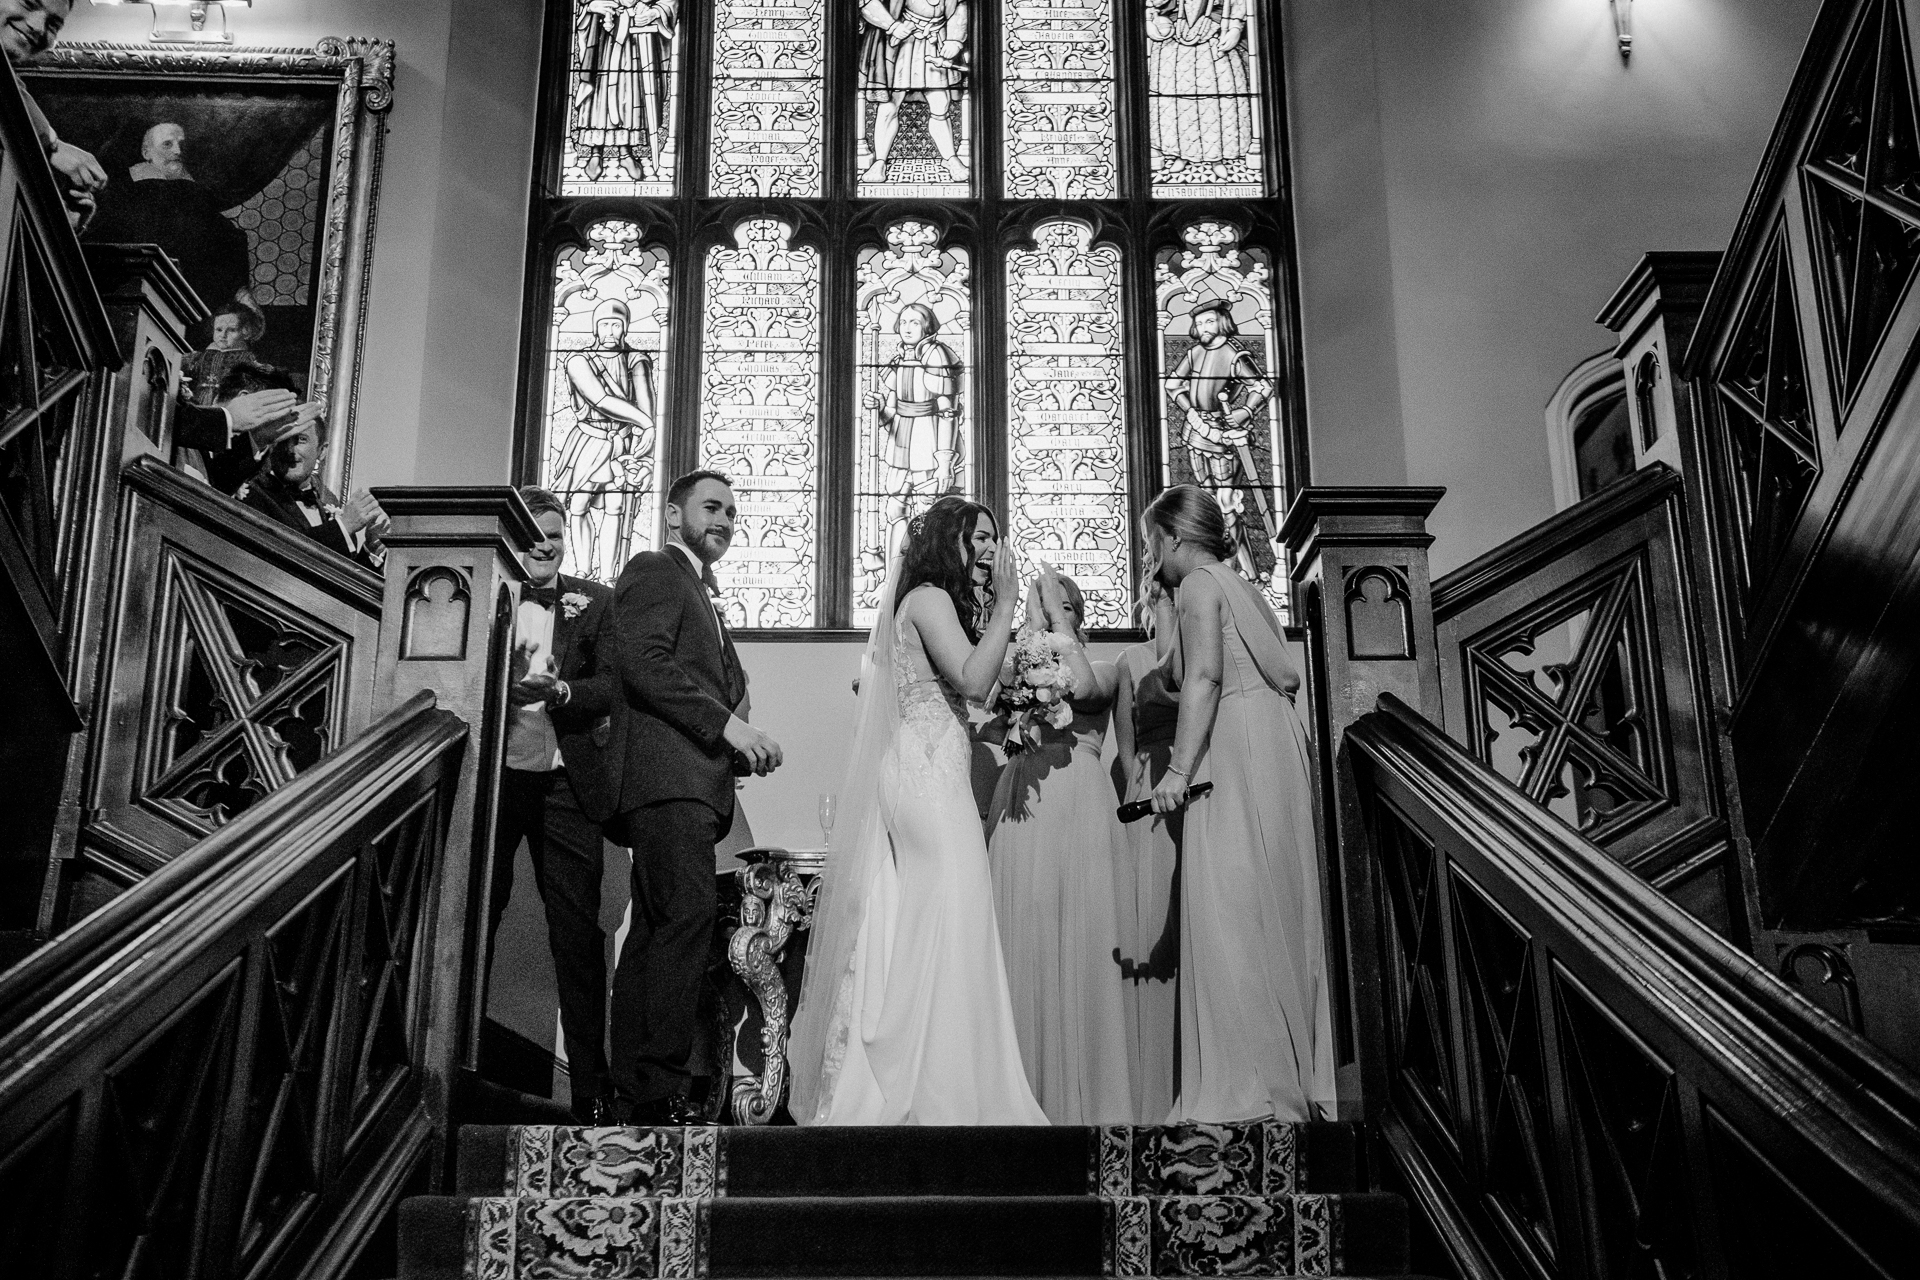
788, 562, 900, 1121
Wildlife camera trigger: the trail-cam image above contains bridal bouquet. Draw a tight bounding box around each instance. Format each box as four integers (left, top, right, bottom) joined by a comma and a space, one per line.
994, 626, 1080, 755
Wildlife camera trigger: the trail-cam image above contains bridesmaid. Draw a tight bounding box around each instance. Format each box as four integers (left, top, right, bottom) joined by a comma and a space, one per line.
1111, 578, 1182, 1124
1145, 485, 1335, 1122
985, 569, 1136, 1124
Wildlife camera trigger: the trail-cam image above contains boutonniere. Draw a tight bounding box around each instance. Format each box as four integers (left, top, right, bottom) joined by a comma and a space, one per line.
561, 592, 591, 620
234, 481, 251, 500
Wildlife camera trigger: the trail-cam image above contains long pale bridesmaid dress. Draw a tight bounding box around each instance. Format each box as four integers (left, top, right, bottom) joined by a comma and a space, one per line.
986, 696, 1136, 1124
1115, 642, 1181, 1124
1169, 561, 1335, 1122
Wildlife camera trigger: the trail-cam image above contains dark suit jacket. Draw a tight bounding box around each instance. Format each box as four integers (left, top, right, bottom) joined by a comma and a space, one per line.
608, 548, 748, 822
543, 574, 620, 823
236, 473, 382, 572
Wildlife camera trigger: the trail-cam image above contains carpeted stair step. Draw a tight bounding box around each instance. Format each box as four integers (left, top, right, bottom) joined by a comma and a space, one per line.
457, 1123, 1358, 1199
396, 1190, 1408, 1279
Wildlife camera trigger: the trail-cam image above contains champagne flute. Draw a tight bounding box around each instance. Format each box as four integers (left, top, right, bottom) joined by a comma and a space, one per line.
818, 792, 837, 849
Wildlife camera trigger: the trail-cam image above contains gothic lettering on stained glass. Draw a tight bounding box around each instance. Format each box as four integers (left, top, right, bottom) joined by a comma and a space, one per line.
1003, 0, 1117, 199
708, 0, 826, 197
541, 221, 670, 584
1146, 0, 1265, 199
564, 0, 681, 196
853, 221, 973, 625
857, 0, 973, 198
1006, 220, 1131, 628
1156, 220, 1285, 604
699, 219, 823, 628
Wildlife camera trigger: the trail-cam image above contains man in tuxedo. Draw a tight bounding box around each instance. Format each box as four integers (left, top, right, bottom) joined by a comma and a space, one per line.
492, 486, 621, 1123
170, 379, 318, 494
234, 412, 389, 571
607, 469, 783, 1124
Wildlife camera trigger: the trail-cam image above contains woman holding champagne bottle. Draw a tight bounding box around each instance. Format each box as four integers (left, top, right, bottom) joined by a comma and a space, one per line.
1144, 485, 1334, 1123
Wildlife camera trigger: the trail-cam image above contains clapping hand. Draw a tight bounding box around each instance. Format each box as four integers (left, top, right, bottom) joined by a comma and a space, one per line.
1035, 559, 1073, 631
337, 490, 389, 547
226, 388, 301, 439
989, 541, 1021, 615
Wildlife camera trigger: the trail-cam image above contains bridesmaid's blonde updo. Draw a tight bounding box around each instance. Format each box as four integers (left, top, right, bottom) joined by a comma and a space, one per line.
1143, 484, 1232, 561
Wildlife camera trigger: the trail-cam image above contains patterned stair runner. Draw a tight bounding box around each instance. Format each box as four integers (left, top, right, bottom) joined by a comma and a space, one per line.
398, 1123, 1420, 1280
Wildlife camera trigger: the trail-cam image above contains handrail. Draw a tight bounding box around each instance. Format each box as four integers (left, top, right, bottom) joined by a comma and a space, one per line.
0, 690, 457, 1039
1347, 692, 1920, 1273
1431, 466, 1682, 623
0, 691, 470, 1280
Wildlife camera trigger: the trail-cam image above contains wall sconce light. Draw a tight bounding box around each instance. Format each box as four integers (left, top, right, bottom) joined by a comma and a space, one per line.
1612, 0, 1633, 62
89, 1, 252, 45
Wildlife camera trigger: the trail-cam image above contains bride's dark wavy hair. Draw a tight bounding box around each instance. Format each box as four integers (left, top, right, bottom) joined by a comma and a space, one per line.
896, 495, 996, 641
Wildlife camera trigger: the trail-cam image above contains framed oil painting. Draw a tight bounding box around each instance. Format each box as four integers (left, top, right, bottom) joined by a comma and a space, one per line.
23, 38, 392, 493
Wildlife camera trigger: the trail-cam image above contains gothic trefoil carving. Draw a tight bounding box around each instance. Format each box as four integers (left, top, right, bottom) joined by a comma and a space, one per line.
1463, 556, 1667, 840
143, 552, 349, 832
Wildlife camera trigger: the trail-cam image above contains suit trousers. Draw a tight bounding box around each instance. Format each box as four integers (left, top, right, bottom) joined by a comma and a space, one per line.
609, 798, 727, 1106
490, 768, 611, 1101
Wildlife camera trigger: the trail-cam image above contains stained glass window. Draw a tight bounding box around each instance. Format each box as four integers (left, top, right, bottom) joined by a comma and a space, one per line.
852, 221, 974, 625
1156, 220, 1286, 606
699, 219, 823, 628
531, 0, 1298, 629
708, 0, 826, 197
856, 0, 974, 198
562, 0, 682, 196
1146, 0, 1266, 198
541, 221, 670, 584
1005, 220, 1131, 628
1003, 0, 1117, 199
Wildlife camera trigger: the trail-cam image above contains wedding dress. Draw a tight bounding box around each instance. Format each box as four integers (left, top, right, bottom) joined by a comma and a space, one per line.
790, 575, 1047, 1126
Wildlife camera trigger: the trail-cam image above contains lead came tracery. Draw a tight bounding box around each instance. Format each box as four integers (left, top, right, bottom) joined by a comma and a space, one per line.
528, 0, 1295, 627
1007, 221, 1131, 628
699, 219, 823, 628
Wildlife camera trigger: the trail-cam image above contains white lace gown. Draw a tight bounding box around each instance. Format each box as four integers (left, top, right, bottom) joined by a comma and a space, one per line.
809, 591, 1048, 1125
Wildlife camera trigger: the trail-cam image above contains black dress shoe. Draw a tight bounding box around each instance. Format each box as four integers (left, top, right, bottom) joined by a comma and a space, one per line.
571, 1097, 614, 1125
661, 1094, 714, 1126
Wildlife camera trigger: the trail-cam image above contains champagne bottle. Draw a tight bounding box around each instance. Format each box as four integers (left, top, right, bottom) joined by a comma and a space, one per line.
1117, 781, 1213, 824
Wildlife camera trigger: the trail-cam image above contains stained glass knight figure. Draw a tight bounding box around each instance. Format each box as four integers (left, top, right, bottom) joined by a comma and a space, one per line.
572, 0, 679, 182
860, 0, 971, 183
1164, 298, 1272, 582
1146, 0, 1257, 178
558, 297, 658, 581
863, 301, 963, 568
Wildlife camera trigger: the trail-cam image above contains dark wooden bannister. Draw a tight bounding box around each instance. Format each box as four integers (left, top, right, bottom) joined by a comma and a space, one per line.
1344, 694, 1920, 1280
0, 693, 468, 1279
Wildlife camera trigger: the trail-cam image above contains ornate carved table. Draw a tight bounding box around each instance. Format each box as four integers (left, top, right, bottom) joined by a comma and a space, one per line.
709, 847, 823, 1124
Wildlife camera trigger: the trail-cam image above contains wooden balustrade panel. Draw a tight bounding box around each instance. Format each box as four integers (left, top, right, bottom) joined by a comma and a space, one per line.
1431, 466, 1738, 939
1678, 0, 1920, 1071
0, 695, 467, 1280
60, 458, 382, 923
1348, 696, 1920, 1280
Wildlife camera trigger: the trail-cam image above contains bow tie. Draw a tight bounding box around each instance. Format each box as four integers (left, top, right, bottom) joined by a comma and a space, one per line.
289, 484, 319, 506
524, 583, 559, 608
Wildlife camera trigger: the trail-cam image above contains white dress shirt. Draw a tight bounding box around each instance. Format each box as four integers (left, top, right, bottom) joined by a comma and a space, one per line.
506, 593, 565, 772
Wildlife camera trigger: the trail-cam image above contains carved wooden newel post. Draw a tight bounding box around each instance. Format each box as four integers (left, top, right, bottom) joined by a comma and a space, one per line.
1281, 487, 1445, 1117
369, 488, 536, 1141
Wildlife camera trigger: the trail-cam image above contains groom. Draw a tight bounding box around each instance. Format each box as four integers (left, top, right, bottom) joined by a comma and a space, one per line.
607, 469, 783, 1123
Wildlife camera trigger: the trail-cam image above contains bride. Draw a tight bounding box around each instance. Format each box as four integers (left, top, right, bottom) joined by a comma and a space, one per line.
789, 497, 1048, 1125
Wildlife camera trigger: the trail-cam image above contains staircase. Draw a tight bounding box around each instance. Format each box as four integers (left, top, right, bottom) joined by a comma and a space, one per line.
396, 1123, 1431, 1279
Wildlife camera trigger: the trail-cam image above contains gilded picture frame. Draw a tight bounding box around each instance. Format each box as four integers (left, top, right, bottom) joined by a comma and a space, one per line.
23, 38, 393, 494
